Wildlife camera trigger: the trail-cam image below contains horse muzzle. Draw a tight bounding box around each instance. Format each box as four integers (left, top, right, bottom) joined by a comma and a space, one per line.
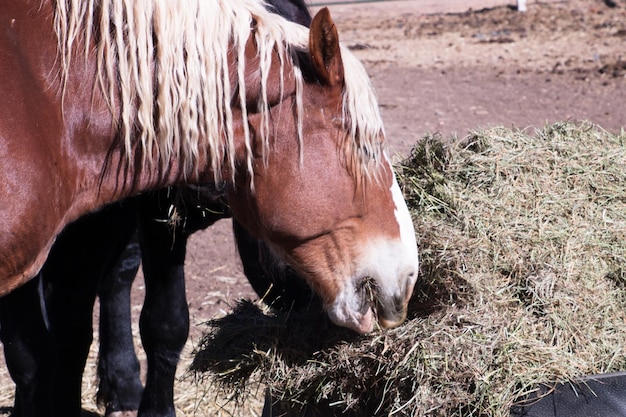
327, 263, 417, 334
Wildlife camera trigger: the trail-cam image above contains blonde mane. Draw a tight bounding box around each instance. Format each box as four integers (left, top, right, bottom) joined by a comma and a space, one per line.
53, 0, 385, 183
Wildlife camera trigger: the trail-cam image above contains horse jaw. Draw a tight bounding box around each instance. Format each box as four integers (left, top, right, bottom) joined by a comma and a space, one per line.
327, 171, 419, 335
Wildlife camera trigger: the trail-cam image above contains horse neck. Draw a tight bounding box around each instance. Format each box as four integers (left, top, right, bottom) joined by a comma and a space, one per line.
4, 0, 257, 216
64, 108, 229, 222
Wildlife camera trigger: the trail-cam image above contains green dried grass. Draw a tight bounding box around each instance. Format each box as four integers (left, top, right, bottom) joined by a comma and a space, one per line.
190, 122, 626, 416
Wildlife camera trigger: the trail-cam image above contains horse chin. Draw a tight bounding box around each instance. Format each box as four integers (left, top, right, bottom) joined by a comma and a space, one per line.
326, 273, 413, 334
327, 298, 375, 334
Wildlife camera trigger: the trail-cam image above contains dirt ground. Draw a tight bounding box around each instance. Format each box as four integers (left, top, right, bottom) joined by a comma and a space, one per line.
1, 0, 626, 415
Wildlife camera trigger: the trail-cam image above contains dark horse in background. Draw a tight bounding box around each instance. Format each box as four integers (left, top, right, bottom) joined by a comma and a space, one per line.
0, 0, 420, 416
0, 3, 316, 417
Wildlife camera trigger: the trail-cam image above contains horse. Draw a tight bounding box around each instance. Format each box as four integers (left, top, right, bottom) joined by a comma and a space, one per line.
2, 2, 314, 416
1, 3, 313, 416
0, 0, 419, 415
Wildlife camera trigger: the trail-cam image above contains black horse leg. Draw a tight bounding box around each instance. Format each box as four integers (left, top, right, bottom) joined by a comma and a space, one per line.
96, 232, 144, 416
136, 193, 190, 417
43, 201, 138, 417
44, 260, 99, 417
0, 277, 54, 417
0, 200, 143, 417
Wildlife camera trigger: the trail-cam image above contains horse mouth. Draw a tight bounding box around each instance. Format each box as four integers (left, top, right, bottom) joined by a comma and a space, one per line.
326, 276, 409, 334
356, 275, 379, 313
357, 276, 407, 330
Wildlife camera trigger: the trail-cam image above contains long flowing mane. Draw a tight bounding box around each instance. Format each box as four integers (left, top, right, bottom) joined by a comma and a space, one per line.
53, 0, 385, 182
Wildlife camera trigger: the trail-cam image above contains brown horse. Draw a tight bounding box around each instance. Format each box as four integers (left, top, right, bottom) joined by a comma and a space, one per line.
0, 0, 418, 334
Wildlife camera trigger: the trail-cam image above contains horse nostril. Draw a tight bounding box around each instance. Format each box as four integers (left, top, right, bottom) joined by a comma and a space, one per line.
403, 270, 418, 303
393, 294, 405, 311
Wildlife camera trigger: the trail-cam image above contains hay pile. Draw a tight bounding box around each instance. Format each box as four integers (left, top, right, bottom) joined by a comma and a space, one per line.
190, 122, 626, 416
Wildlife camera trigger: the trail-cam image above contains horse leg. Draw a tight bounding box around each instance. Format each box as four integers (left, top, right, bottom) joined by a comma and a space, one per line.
0, 277, 54, 417
44, 261, 98, 417
96, 232, 144, 416
0, 220, 101, 417
43, 201, 138, 417
136, 192, 189, 417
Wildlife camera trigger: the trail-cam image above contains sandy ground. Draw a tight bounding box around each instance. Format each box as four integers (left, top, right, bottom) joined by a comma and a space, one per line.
1, 0, 626, 415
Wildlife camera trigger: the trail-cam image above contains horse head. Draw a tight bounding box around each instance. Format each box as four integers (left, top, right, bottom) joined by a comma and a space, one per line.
227, 8, 419, 334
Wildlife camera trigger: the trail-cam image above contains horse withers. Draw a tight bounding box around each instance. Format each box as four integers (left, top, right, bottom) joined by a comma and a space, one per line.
0, 0, 417, 337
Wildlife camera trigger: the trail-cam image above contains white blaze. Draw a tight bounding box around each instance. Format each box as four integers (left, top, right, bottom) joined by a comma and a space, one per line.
327, 163, 420, 334
391, 173, 419, 284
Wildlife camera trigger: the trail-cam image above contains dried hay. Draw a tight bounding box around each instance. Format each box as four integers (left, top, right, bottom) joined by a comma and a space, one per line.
190, 122, 626, 416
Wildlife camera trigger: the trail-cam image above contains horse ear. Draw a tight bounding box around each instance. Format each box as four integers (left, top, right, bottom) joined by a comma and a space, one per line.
309, 7, 344, 86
